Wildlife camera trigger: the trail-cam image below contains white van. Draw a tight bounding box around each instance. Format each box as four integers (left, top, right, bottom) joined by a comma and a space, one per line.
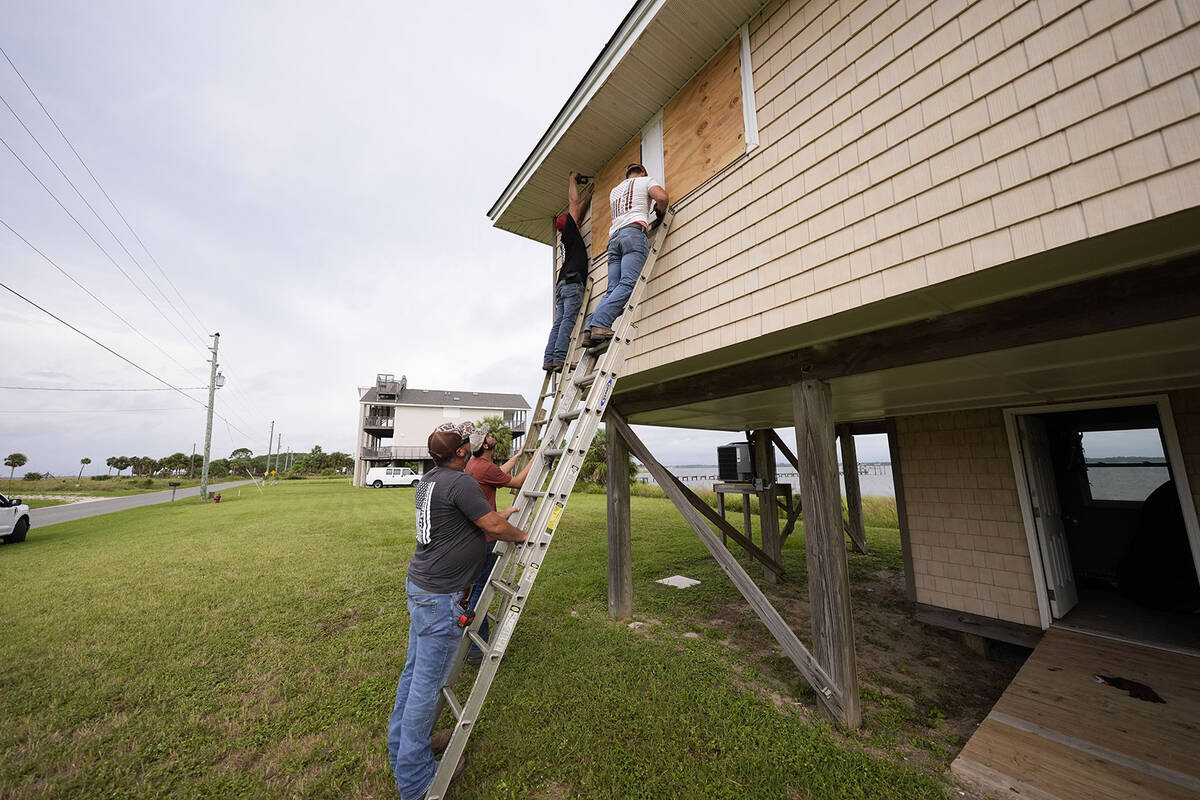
366, 466, 420, 488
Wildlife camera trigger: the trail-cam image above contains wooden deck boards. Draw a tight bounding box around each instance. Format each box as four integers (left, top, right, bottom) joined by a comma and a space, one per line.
951, 628, 1200, 800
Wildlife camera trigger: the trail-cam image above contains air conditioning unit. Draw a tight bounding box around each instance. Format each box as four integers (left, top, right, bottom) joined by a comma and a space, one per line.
717, 442, 753, 483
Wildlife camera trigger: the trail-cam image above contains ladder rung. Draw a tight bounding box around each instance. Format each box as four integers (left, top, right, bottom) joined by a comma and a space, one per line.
543, 448, 565, 458
442, 687, 462, 720
467, 630, 489, 653
489, 579, 515, 597
522, 490, 546, 499
575, 371, 597, 389
557, 407, 582, 422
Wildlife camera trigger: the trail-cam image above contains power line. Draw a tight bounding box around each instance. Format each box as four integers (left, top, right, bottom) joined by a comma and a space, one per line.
0, 133, 204, 356
0, 90, 207, 348
0, 217, 205, 382
0, 279, 253, 439
0, 407, 197, 414
0, 44, 210, 337
0, 385, 209, 391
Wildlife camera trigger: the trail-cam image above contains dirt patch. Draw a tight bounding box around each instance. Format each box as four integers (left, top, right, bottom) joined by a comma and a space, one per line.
652, 557, 1026, 788
533, 780, 573, 799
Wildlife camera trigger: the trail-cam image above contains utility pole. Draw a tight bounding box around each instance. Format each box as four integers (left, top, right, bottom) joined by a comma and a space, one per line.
267, 420, 275, 474
200, 333, 220, 500
189, 443, 196, 478
276, 433, 282, 473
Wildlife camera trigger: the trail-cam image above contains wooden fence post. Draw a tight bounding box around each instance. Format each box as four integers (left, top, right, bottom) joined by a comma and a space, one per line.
753, 430, 782, 583
837, 425, 870, 555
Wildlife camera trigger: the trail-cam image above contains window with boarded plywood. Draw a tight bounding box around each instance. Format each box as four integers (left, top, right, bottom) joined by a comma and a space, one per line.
589, 134, 642, 256
662, 36, 745, 201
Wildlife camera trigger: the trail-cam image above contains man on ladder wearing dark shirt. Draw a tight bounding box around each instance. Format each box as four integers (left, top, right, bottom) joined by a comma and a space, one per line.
542, 170, 593, 372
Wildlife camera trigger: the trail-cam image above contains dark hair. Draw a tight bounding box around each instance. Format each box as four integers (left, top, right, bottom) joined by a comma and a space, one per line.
625, 163, 646, 178
432, 447, 466, 468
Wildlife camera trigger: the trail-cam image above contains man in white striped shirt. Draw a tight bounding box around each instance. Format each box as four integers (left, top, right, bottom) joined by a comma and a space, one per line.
581, 163, 668, 348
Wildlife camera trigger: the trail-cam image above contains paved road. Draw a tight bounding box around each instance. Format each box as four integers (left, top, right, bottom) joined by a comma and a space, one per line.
28, 480, 255, 527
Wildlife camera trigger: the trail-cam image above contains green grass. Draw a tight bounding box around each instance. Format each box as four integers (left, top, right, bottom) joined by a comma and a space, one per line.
0, 481, 993, 799
5, 476, 216, 497
20, 498, 69, 509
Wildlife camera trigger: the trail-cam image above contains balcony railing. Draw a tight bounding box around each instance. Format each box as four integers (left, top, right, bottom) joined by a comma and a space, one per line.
361, 446, 429, 461
364, 416, 395, 429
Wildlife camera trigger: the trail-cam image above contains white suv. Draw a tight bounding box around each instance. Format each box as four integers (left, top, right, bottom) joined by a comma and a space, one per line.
0, 493, 31, 544
366, 466, 420, 488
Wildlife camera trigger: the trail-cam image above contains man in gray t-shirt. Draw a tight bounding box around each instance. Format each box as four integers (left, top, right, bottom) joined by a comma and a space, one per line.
387, 421, 527, 800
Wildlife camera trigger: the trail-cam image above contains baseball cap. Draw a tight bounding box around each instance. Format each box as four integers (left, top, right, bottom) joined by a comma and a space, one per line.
469, 423, 492, 454
555, 213, 568, 231
428, 420, 476, 460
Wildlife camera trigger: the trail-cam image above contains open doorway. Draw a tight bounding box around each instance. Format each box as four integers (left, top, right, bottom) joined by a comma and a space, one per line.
1009, 399, 1200, 653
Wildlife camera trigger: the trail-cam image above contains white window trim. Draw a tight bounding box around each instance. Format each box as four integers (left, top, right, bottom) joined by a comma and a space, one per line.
1002, 394, 1200, 631
641, 109, 664, 185
739, 23, 759, 153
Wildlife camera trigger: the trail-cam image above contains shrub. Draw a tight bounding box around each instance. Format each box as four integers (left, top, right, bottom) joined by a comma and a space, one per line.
91, 475, 111, 481
22, 472, 43, 481
320, 467, 337, 476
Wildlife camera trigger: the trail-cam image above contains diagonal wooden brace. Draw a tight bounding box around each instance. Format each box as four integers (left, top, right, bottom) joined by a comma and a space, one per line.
607, 409, 847, 723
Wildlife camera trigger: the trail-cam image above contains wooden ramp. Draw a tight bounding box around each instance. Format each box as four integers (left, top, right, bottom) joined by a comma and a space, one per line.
951, 628, 1200, 799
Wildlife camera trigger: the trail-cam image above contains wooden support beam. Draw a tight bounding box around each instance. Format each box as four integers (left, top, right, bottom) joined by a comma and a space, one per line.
752, 430, 783, 583
793, 380, 862, 729
606, 422, 633, 618
607, 409, 846, 721
886, 418, 918, 604
837, 425, 870, 556
613, 253, 1200, 417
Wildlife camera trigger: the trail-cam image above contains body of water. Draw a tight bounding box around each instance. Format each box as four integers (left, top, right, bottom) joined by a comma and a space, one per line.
640, 464, 897, 498
639, 465, 1173, 504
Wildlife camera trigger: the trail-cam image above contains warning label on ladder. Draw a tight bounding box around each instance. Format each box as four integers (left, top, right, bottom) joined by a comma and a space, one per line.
599, 378, 614, 409
493, 606, 520, 654
545, 502, 564, 534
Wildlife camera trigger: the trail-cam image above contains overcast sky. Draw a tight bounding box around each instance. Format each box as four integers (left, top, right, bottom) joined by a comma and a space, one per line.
1, 0, 714, 475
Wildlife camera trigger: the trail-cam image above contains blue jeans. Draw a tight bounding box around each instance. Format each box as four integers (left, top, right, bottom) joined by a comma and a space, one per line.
387, 579, 464, 800
543, 280, 585, 364
587, 225, 648, 331
466, 541, 499, 651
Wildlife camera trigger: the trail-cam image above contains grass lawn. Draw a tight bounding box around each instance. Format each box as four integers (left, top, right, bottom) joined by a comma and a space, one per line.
18, 498, 70, 509
5, 476, 213, 497
0, 480, 1019, 799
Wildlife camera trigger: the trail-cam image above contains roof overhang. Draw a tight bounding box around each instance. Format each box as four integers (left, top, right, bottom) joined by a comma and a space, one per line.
488, 0, 766, 245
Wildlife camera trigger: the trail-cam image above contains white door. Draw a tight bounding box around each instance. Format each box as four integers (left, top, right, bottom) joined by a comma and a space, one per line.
1018, 416, 1079, 618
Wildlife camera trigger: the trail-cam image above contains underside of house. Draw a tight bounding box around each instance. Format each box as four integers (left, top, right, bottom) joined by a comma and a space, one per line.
489, 0, 1200, 795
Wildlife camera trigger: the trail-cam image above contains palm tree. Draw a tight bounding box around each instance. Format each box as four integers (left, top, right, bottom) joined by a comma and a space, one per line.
6, 453, 28, 485
106, 456, 116, 475
78, 457, 92, 479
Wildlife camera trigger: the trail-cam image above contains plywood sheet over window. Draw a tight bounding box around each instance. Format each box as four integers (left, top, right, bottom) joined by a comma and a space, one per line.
663, 37, 744, 201
590, 134, 642, 257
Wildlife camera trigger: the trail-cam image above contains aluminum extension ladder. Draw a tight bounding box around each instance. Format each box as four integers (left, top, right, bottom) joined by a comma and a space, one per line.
511, 279, 595, 484
426, 208, 675, 798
